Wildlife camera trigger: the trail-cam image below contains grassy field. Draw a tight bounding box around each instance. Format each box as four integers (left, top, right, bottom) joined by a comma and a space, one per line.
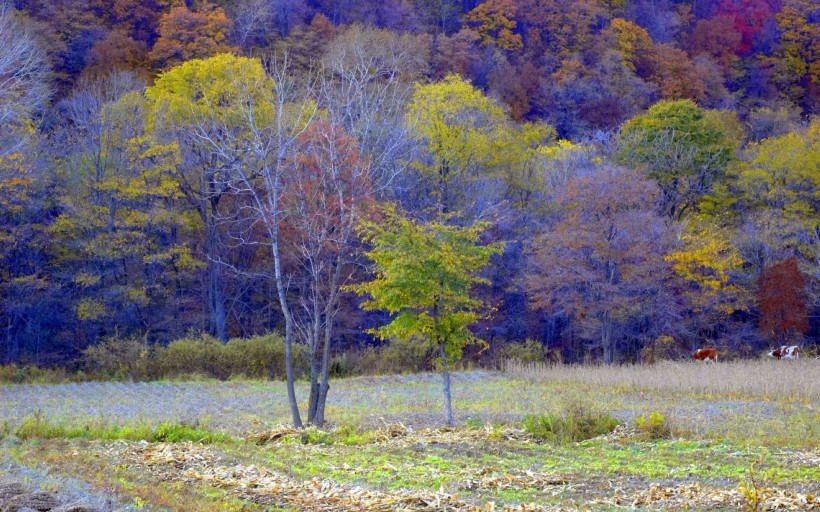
0, 360, 818, 511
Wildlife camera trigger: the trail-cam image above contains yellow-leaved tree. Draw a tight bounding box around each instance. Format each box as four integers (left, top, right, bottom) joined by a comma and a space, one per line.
665, 221, 751, 339
407, 74, 548, 218
49, 82, 188, 346
146, 53, 316, 428
145, 54, 277, 343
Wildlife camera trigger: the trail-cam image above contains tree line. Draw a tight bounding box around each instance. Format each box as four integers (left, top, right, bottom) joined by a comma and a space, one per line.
1, 0, 818, 386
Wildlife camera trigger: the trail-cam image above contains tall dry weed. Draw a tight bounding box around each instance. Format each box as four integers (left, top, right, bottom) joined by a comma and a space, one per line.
503, 359, 820, 402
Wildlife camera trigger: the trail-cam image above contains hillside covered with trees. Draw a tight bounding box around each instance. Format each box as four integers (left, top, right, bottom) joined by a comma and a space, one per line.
1, 0, 818, 371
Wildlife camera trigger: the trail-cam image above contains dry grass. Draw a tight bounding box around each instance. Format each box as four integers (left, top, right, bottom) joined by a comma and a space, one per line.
503, 359, 820, 402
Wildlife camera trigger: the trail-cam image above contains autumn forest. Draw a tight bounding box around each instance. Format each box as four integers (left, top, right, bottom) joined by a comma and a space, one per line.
1, 0, 819, 375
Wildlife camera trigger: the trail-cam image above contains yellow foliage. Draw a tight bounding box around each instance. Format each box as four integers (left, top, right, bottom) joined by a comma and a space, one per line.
665, 223, 749, 315
609, 18, 654, 72
463, 0, 523, 52
406, 75, 520, 210
76, 299, 106, 321
0, 153, 32, 214
146, 54, 277, 132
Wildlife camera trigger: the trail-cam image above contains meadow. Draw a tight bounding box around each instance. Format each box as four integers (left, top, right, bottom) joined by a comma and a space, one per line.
1, 360, 818, 511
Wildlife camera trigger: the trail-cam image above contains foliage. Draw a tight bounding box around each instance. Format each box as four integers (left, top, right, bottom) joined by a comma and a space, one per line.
2, 0, 820, 369
665, 220, 751, 338
724, 121, 820, 262
526, 166, 675, 364
0, 365, 73, 384
148, 2, 236, 71
618, 100, 739, 220
353, 207, 503, 365
522, 405, 621, 444
635, 411, 672, 439
80, 332, 307, 381
758, 258, 809, 343
146, 53, 275, 129
82, 336, 151, 380
462, 0, 522, 52
405, 74, 512, 214
768, 0, 820, 110
495, 339, 548, 365
352, 206, 502, 425
608, 18, 654, 73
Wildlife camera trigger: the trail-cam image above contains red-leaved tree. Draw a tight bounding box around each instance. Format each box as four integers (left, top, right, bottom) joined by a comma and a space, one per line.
758, 257, 809, 344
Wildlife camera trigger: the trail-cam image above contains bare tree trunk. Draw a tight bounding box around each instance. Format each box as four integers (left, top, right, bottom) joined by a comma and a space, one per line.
272, 237, 302, 428
440, 341, 454, 427
313, 256, 344, 427
307, 297, 321, 423
205, 204, 227, 342
601, 312, 613, 365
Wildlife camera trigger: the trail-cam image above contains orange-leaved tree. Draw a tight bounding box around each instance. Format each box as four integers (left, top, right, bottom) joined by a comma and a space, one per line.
149, 2, 236, 71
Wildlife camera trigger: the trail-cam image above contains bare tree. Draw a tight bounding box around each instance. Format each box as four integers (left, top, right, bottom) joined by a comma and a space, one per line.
0, 1, 50, 157
230, 0, 307, 49
293, 26, 427, 426
173, 56, 318, 427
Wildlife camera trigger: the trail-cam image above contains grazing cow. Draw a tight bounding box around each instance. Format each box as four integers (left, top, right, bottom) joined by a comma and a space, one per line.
693, 348, 718, 363
768, 345, 800, 360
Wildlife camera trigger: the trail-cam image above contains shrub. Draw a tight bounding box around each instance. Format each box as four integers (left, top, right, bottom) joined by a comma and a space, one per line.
224, 334, 285, 379
635, 411, 672, 439
328, 340, 431, 377
523, 403, 621, 444
153, 335, 226, 379
0, 364, 73, 384
496, 339, 548, 365
377, 337, 431, 374
82, 336, 151, 380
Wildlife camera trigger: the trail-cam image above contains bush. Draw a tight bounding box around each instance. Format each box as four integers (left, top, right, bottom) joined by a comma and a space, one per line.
377, 337, 431, 374
329, 340, 431, 377
496, 339, 548, 365
153, 335, 226, 379
82, 336, 151, 380
635, 411, 672, 439
224, 334, 285, 379
79, 331, 310, 382
523, 402, 621, 444
0, 364, 73, 384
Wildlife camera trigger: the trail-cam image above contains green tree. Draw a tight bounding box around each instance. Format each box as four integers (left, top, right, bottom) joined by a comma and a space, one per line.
352, 207, 503, 426
617, 100, 740, 220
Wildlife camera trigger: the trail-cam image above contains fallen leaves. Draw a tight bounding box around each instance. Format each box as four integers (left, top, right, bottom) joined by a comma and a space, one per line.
248, 421, 535, 448
626, 482, 819, 510
116, 441, 570, 511
103, 434, 820, 511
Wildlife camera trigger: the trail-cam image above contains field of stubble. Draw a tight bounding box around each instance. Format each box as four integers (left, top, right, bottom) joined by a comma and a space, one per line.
1, 360, 818, 511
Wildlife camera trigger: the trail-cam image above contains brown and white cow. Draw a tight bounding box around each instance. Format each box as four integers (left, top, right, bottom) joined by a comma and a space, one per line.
693, 348, 718, 363
768, 345, 800, 360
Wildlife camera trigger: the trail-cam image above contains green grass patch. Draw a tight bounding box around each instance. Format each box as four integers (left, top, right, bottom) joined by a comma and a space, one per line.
14, 412, 232, 444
